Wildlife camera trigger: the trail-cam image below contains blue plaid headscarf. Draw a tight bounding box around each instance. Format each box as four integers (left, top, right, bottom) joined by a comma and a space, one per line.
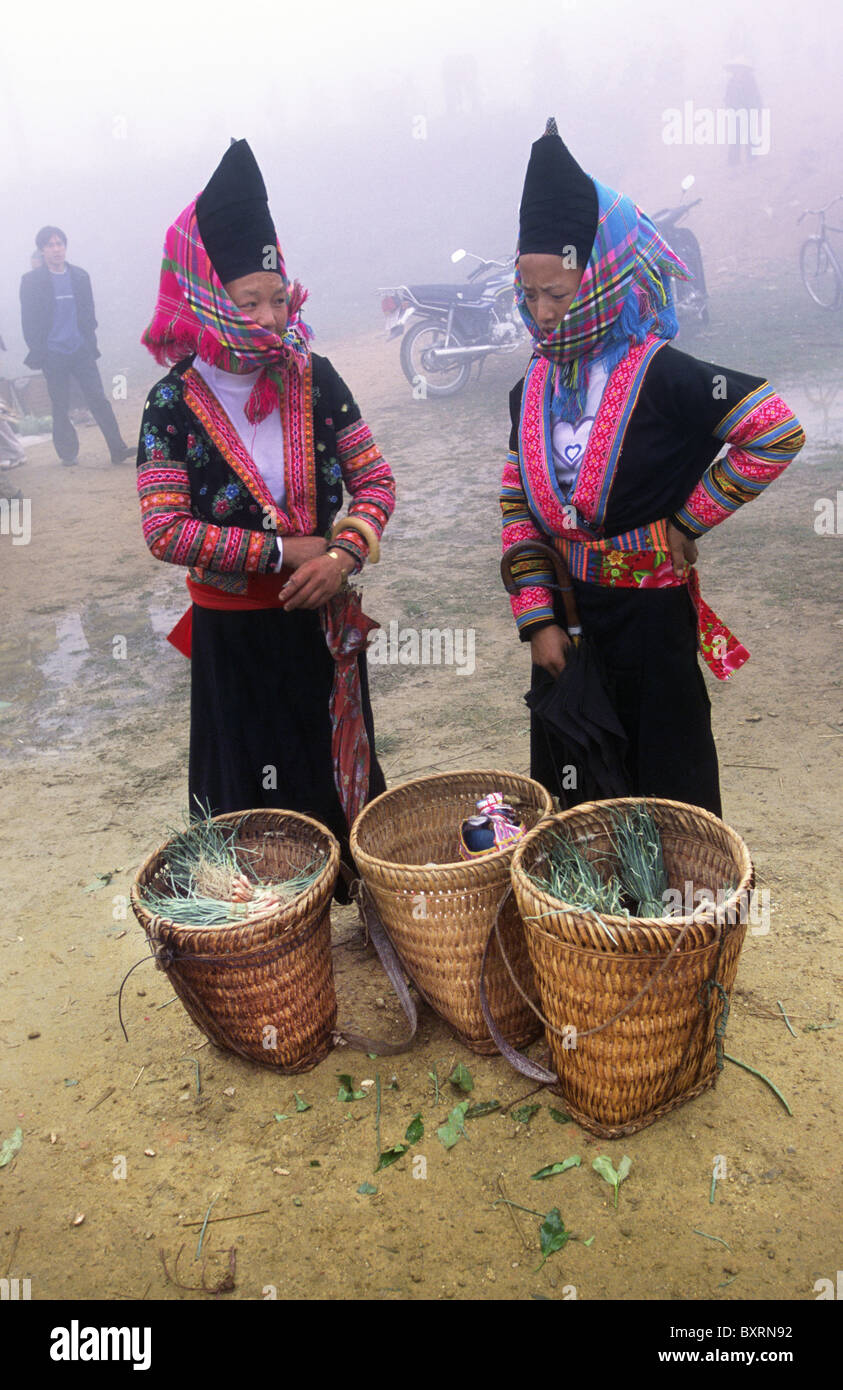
515, 179, 691, 422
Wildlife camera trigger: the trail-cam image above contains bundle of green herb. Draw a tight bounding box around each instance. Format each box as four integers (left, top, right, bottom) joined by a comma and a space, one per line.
527, 806, 672, 921
138, 812, 327, 927
610, 804, 669, 918
527, 830, 625, 916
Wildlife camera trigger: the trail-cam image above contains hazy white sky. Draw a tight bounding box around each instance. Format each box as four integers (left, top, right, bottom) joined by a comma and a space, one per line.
3, 0, 837, 177
1, 0, 839, 363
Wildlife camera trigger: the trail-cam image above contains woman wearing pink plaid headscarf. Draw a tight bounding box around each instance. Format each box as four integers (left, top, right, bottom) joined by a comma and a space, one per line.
137, 140, 395, 874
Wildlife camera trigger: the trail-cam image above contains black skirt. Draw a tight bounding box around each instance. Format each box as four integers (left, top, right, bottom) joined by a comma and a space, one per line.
529, 582, 722, 817
188, 604, 385, 861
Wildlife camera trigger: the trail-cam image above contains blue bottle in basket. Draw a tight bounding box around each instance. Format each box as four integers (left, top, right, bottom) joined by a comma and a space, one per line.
461, 814, 496, 853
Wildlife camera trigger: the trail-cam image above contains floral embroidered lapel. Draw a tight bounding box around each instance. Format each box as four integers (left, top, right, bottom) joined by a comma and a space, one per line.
518, 334, 668, 537
182, 360, 318, 535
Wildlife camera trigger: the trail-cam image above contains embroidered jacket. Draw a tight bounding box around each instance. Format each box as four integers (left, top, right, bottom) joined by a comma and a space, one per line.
136, 352, 395, 589
501, 338, 805, 636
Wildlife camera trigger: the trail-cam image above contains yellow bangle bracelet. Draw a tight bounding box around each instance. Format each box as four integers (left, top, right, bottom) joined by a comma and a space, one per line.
329, 514, 381, 563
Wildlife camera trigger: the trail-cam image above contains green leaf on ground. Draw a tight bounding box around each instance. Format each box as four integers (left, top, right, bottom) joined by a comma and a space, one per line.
447, 1062, 474, 1093
437, 1101, 470, 1150
530, 1156, 581, 1180
535, 1208, 573, 1270
273, 1113, 290, 1122
336, 1074, 366, 1102
0, 1127, 23, 1168
465, 1100, 501, 1120
357, 1182, 378, 1195
549, 1107, 572, 1124
83, 869, 123, 893
512, 1103, 541, 1125
592, 1154, 632, 1208
404, 1113, 424, 1144
375, 1144, 408, 1172
293, 1093, 311, 1112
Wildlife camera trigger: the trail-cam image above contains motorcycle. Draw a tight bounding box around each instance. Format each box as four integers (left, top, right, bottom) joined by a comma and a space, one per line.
652, 174, 709, 330
378, 250, 529, 398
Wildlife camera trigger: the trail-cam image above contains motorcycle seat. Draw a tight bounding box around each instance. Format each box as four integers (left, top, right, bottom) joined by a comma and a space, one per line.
408, 282, 489, 305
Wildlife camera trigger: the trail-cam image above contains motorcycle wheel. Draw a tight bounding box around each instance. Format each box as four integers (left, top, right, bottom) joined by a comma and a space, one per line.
399, 320, 473, 398
800, 237, 842, 310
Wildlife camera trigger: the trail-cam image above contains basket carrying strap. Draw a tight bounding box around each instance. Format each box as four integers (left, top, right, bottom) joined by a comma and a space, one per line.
333, 869, 418, 1056
479, 885, 708, 1085
479, 888, 557, 1084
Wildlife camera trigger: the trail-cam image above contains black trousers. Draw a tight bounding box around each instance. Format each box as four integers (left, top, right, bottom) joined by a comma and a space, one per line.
530, 582, 722, 817
41, 348, 127, 462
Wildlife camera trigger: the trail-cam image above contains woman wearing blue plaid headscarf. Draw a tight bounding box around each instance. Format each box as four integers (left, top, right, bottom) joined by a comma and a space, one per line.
502, 120, 805, 814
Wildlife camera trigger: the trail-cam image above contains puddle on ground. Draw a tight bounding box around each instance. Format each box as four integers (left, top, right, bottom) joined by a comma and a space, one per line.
37, 611, 91, 687
0, 596, 186, 759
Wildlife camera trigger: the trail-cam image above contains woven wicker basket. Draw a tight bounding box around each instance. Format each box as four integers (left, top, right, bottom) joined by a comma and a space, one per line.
350, 770, 553, 1053
507, 797, 754, 1137
130, 810, 340, 1071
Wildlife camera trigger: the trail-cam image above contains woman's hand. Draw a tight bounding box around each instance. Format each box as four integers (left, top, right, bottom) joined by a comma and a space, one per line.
667, 521, 698, 577
280, 549, 352, 610
283, 536, 329, 569
530, 624, 572, 680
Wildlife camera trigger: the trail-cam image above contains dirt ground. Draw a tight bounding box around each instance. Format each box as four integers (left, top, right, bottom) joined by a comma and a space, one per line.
1, 251, 841, 1307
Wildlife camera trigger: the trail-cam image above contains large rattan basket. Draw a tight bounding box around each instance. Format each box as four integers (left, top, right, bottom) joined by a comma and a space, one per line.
507, 797, 754, 1137
349, 769, 553, 1053
130, 810, 340, 1071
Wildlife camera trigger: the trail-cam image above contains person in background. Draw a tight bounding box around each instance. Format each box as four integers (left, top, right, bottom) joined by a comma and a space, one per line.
724, 60, 762, 167
501, 120, 805, 817
137, 140, 395, 869
19, 227, 133, 467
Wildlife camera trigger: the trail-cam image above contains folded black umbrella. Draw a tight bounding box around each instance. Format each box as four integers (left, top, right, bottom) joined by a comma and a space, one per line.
501, 540, 630, 804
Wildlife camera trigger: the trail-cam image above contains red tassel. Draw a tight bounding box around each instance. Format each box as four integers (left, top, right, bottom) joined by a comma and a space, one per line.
288, 280, 308, 317
245, 369, 282, 424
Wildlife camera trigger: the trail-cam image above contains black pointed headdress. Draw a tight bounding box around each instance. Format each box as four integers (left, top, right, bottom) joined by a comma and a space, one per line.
519, 117, 598, 267
196, 139, 279, 286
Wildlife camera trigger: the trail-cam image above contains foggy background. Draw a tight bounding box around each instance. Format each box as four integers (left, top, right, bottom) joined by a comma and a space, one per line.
1, 0, 840, 390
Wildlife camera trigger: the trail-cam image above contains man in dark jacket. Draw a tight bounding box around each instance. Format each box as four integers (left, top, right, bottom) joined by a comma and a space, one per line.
19, 226, 132, 466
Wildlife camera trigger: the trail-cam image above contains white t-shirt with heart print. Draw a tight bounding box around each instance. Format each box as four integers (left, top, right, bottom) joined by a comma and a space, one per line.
550, 360, 609, 500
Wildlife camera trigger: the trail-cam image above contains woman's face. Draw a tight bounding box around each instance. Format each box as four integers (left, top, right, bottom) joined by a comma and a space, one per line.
223, 270, 289, 335
518, 254, 585, 337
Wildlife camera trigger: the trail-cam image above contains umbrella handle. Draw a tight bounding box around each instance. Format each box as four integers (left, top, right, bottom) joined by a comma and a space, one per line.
501, 540, 582, 639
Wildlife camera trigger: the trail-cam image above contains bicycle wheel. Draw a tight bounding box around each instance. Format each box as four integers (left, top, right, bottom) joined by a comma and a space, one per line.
399, 321, 473, 398
800, 236, 842, 309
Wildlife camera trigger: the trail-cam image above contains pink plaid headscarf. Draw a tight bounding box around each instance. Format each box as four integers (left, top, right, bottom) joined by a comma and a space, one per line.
141, 197, 312, 422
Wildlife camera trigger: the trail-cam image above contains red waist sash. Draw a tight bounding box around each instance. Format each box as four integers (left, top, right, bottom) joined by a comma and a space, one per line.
166, 570, 294, 658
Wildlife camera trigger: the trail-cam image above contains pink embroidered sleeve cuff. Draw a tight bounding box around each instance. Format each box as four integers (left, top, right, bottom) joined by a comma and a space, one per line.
674, 384, 806, 536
